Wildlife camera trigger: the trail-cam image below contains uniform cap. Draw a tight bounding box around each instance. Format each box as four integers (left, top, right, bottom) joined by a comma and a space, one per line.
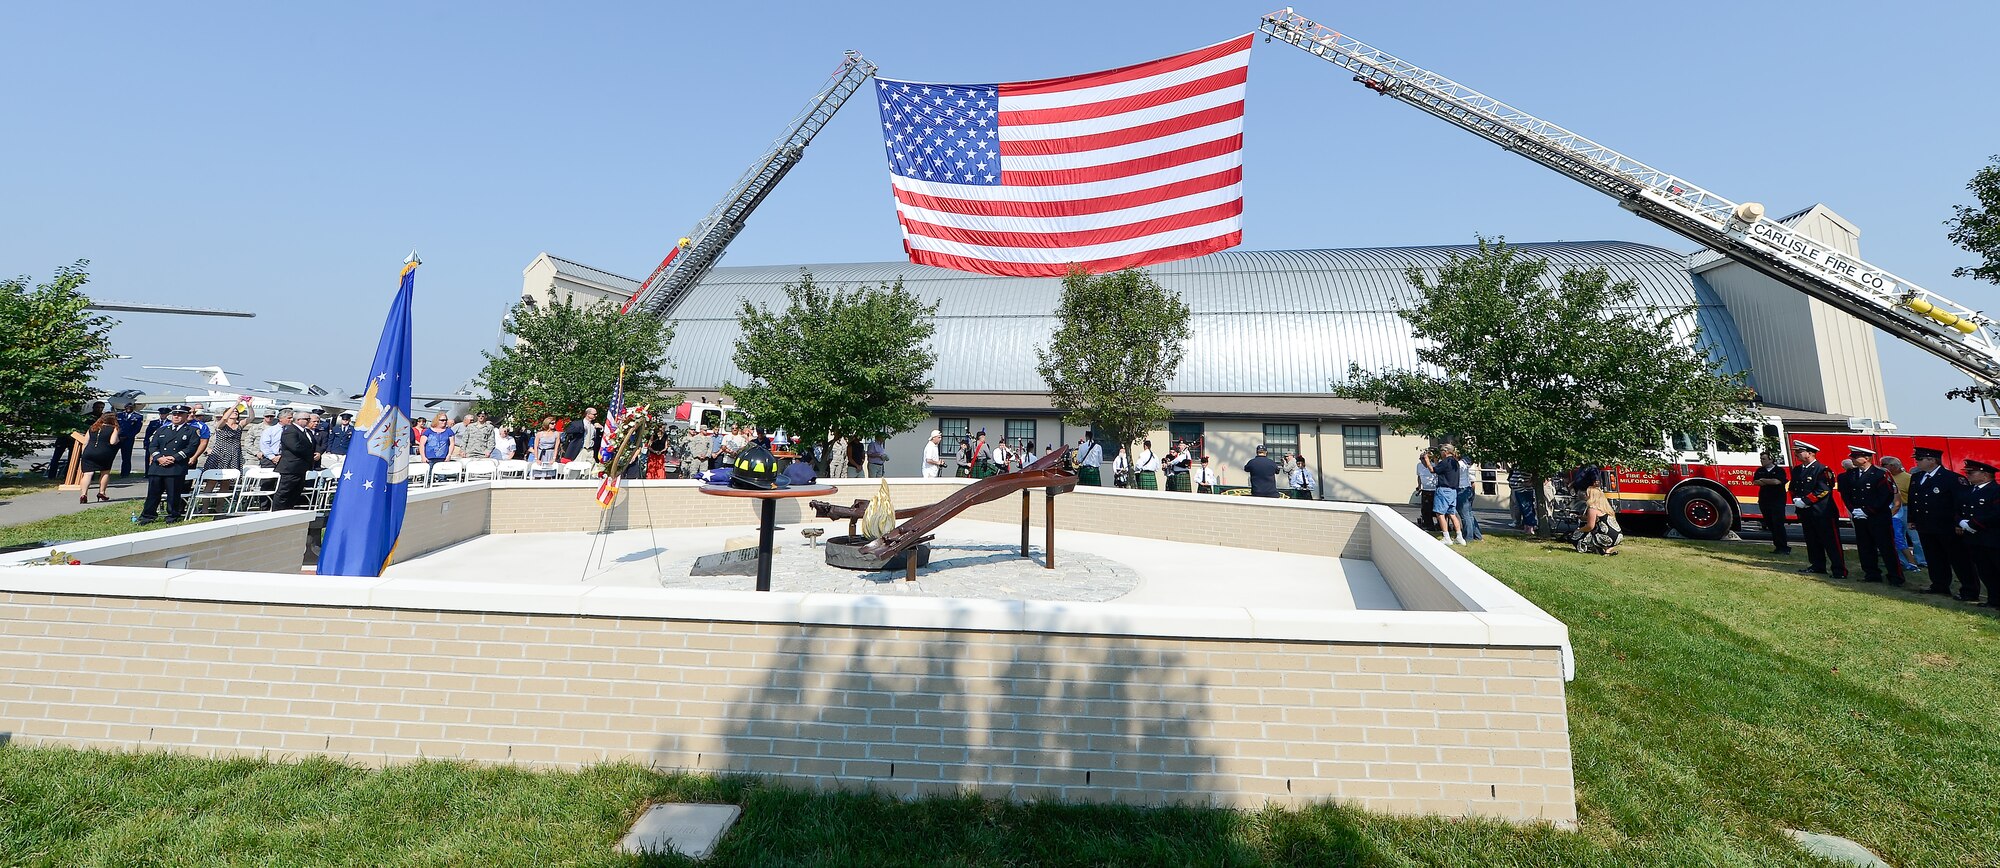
1791, 440, 1818, 453
1255, 444, 1268, 454
170, 404, 192, 413
1848, 446, 1876, 457
1912, 446, 1944, 459
339, 412, 354, 420
1966, 458, 1998, 475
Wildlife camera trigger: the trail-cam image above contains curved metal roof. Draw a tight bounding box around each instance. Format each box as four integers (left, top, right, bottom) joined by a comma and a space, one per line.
666, 241, 1755, 394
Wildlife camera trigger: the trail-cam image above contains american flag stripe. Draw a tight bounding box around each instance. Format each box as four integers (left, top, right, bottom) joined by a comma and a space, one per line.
898, 186, 1243, 236
877, 34, 1251, 278
1000, 38, 1252, 101
907, 235, 1242, 278
891, 167, 1242, 219
1002, 101, 1246, 158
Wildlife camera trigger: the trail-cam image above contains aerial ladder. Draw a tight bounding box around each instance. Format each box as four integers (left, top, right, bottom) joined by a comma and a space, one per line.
621, 51, 877, 318
1258, 9, 2000, 410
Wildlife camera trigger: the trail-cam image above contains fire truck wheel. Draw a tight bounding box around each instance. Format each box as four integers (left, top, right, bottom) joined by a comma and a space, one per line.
1667, 487, 1733, 540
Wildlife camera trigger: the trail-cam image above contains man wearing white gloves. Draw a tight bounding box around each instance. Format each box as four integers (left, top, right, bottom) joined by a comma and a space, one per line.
1835, 446, 1901, 586
1787, 441, 1846, 579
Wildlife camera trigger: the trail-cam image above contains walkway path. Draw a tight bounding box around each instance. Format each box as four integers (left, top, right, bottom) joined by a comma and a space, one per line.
0, 476, 147, 527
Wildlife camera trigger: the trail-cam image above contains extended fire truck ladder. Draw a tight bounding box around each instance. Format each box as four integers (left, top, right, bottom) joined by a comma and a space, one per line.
1258, 8, 2000, 392
622, 51, 877, 318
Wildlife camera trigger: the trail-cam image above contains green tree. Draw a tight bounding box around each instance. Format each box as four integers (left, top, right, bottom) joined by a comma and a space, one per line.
1036, 267, 1192, 462
475, 294, 678, 426
1334, 238, 1747, 497
1947, 154, 2000, 285
0, 260, 116, 464
722, 270, 938, 473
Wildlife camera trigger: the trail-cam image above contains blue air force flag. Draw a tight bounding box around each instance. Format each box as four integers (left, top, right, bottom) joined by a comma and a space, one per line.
319, 256, 418, 577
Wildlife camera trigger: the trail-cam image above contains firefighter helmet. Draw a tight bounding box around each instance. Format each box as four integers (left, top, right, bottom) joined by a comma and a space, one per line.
730, 444, 784, 490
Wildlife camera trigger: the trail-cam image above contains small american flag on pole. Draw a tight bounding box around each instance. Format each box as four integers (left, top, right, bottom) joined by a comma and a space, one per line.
875, 34, 1252, 277
595, 363, 625, 508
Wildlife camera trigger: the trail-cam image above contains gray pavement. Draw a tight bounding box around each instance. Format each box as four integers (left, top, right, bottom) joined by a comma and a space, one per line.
386, 520, 1402, 610
0, 474, 148, 529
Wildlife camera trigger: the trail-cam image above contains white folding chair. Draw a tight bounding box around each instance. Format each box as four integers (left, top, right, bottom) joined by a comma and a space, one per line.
561, 460, 594, 480
180, 469, 206, 515
496, 459, 529, 480
460, 458, 497, 482
236, 468, 279, 512
189, 469, 239, 517
430, 460, 463, 485
301, 470, 325, 510
408, 461, 432, 488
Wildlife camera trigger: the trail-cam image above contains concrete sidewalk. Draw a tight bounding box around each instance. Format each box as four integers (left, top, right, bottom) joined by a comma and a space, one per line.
0, 476, 148, 528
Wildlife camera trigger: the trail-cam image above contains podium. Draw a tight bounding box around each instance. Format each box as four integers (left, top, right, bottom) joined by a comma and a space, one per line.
57, 431, 88, 491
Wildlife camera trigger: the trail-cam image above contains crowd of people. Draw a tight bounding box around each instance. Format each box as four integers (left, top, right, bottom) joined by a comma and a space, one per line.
1413, 445, 1618, 555
1754, 441, 1997, 607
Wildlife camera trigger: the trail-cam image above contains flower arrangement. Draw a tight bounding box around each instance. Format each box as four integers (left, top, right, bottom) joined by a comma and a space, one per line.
596, 405, 657, 480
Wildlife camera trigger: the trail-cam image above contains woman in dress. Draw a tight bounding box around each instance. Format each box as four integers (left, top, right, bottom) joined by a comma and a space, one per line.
201, 407, 245, 492
76, 412, 121, 503
531, 418, 561, 478
1570, 469, 1623, 555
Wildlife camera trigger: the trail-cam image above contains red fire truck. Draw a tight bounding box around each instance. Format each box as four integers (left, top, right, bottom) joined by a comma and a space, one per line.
1609, 415, 2000, 539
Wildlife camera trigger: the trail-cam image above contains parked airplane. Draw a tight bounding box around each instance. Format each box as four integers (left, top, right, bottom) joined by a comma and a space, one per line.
125, 365, 476, 417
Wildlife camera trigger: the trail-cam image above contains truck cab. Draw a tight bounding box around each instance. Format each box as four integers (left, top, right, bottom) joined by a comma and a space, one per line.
1610, 415, 1787, 539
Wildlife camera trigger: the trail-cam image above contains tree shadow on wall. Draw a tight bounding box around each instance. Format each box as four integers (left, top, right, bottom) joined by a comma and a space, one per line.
647, 598, 1351, 862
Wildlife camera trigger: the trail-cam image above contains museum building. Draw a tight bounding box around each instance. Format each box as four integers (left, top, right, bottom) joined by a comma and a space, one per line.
521, 204, 1883, 505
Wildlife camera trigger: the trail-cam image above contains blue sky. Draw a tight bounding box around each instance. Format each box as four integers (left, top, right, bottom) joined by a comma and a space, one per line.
4, 1, 1997, 434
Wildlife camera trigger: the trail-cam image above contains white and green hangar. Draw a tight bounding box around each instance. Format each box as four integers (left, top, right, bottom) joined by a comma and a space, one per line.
520, 203, 1881, 506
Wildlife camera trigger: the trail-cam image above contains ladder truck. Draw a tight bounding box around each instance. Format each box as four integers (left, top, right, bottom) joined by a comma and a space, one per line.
1258, 8, 2000, 538
621, 51, 877, 318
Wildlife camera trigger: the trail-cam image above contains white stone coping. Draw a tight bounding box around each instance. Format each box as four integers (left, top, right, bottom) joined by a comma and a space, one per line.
0, 562, 1571, 665
0, 509, 319, 567
0, 483, 476, 569
1363, 504, 1574, 679
0, 479, 1573, 678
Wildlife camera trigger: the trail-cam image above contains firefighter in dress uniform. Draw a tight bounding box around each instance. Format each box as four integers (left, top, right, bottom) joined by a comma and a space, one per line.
1752, 452, 1791, 555
1906, 446, 1976, 599
1954, 458, 2000, 607
1787, 440, 1846, 579
1835, 446, 1903, 586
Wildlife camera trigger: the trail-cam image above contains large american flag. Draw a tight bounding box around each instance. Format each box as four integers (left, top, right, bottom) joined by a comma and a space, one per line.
875, 34, 1251, 278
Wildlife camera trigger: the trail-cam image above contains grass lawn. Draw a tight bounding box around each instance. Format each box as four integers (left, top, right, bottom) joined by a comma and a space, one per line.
3, 534, 1997, 866
0, 502, 210, 551
0, 473, 59, 499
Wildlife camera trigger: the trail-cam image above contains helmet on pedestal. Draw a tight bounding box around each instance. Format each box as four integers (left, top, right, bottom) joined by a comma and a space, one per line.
731, 445, 784, 490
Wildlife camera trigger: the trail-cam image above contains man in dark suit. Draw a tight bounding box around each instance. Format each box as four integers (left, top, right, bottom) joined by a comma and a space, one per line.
273, 411, 318, 510
561, 407, 599, 462
1836, 446, 1902, 585
1954, 458, 2000, 607
1906, 446, 1973, 597
139, 405, 202, 524
1788, 440, 1846, 579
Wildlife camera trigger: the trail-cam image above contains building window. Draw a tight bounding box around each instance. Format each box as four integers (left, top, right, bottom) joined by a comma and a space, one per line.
1004, 419, 1037, 452
1262, 423, 1299, 460
938, 417, 969, 457
1169, 421, 1205, 459
1342, 425, 1381, 468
